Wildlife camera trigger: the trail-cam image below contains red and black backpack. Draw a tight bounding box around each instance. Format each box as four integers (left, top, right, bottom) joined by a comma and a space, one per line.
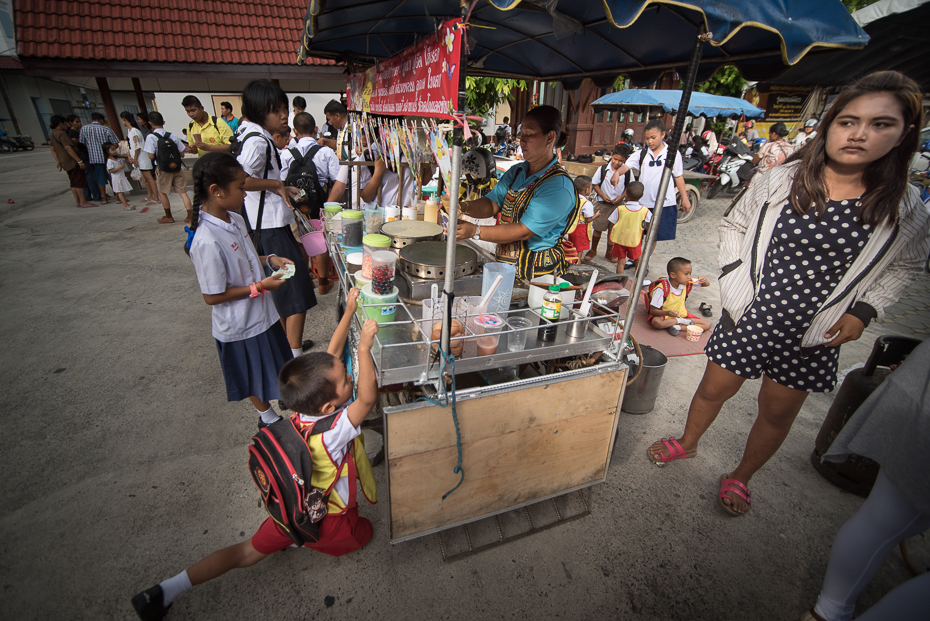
644, 277, 693, 306
247, 413, 339, 546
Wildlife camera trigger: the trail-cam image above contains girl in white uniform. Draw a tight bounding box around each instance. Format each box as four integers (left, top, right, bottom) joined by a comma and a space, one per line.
185, 152, 295, 426
627, 119, 691, 244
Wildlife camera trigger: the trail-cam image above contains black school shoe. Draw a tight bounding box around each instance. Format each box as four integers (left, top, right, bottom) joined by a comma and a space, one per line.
131, 584, 171, 620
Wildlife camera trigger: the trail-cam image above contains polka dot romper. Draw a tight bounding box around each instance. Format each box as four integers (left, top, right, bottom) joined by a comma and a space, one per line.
706, 199, 873, 392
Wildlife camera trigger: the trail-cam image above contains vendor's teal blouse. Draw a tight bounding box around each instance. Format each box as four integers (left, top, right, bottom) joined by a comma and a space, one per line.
486, 156, 576, 251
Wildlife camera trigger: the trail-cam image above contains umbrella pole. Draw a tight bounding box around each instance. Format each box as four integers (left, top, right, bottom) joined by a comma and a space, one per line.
618, 26, 711, 354
440, 12, 470, 356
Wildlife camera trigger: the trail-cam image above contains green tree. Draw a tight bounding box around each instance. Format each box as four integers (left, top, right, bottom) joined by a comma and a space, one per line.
465, 77, 529, 117
694, 66, 745, 98
841, 0, 880, 12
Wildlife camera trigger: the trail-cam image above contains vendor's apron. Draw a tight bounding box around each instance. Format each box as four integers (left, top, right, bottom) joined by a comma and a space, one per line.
495, 166, 581, 280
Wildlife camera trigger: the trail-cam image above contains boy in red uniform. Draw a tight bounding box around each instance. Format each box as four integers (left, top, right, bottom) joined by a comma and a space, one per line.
565, 175, 596, 258
647, 257, 712, 335
131, 289, 379, 620
607, 181, 649, 274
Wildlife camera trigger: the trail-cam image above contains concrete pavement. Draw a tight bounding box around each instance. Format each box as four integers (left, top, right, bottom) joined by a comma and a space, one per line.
0, 151, 927, 620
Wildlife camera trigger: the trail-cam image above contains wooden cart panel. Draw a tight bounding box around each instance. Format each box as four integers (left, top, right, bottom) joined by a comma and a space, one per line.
386, 366, 626, 541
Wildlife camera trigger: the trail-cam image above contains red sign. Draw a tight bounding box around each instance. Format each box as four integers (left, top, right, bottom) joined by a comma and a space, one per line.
346, 19, 462, 119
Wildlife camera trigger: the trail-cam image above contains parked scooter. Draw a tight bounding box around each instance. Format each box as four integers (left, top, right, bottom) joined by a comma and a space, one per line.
703, 137, 752, 199
0, 120, 35, 153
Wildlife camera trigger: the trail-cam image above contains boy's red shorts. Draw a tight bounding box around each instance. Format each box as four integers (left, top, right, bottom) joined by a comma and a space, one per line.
611, 242, 642, 262
567, 226, 590, 252
251, 506, 373, 557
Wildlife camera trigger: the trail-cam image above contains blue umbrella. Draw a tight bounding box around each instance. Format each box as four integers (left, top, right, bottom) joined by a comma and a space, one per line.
592, 89, 764, 119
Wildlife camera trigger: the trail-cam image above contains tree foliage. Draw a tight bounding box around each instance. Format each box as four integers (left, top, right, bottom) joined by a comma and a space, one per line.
841, 0, 880, 12
465, 77, 529, 117
694, 66, 746, 98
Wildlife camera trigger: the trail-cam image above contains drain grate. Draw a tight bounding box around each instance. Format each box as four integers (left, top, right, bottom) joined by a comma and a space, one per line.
437, 491, 590, 562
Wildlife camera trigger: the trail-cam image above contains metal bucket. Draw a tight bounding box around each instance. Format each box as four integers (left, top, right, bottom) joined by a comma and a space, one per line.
621, 345, 668, 414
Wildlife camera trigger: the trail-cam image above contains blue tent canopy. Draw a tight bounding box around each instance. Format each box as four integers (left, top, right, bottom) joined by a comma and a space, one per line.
298, 0, 868, 87
592, 89, 764, 119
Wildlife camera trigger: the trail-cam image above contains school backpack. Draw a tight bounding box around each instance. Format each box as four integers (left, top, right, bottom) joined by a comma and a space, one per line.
494, 125, 508, 141
645, 277, 693, 307
248, 414, 340, 546
598, 162, 633, 189
154, 131, 182, 172
187, 115, 226, 138
284, 145, 327, 218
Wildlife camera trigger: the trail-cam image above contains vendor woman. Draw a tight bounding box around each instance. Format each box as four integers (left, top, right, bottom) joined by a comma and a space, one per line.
455, 105, 580, 279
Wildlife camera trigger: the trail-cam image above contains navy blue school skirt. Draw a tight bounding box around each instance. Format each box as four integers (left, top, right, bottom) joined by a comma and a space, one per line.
653, 205, 678, 241
215, 322, 293, 402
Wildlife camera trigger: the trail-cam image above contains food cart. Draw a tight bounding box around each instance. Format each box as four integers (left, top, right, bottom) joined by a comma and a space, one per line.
298, 0, 868, 544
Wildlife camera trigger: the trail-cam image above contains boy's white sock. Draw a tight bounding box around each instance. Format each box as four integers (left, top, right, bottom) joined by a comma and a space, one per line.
677, 318, 693, 325
158, 570, 192, 606
258, 406, 281, 425
291, 348, 303, 359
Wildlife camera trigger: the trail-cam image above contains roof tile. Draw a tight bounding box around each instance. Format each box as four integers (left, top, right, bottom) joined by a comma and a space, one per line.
14, 0, 336, 66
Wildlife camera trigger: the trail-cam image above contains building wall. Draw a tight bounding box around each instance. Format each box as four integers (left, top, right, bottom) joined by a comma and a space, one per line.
0, 74, 153, 143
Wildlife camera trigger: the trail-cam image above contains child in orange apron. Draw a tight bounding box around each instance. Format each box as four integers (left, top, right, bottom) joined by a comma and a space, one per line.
647, 257, 711, 334
607, 181, 649, 274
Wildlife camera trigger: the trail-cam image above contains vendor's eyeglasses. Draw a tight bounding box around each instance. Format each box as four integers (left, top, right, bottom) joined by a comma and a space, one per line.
649, 159, 664, 167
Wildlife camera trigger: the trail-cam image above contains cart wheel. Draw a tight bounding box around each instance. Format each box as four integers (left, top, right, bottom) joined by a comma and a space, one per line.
704, 179, 722, 199
677, 186, 700, 223
0, 143, 12, 153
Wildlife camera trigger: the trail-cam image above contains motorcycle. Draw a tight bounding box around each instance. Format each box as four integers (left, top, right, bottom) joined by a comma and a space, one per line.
703, 137, 753, 199
0, 121, 35, 153
679, 144, 707, 172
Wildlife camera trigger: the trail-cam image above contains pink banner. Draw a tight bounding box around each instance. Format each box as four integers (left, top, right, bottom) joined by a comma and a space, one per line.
346, 19, 463, 119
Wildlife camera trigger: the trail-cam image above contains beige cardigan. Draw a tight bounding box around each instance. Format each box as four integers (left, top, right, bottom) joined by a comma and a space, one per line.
716, 161, 930, 352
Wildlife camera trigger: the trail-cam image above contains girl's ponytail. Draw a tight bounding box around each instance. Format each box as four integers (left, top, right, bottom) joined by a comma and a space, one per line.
185, 152, 244, 256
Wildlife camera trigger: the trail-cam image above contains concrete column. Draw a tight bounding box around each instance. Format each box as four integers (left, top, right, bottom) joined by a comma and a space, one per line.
95, 77, 124, 141
131, 78, 148, 114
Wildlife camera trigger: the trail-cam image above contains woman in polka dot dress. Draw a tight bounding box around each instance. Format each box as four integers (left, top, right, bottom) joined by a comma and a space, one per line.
647, 71, 930, 517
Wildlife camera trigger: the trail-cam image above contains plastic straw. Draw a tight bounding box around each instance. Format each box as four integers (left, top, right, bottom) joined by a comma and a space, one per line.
477, 274, 503, 315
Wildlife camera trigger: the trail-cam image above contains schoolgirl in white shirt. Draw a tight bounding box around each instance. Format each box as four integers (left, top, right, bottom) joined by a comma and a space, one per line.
627, 119, 692, 244
185, 152, 294, 426
237, 80, 317, 359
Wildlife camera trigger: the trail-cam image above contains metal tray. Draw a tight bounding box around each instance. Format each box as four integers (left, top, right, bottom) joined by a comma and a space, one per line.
398, 241, 477, 279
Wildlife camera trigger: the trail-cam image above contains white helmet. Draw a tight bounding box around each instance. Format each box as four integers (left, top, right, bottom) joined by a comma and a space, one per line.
805, 119, 818, 128
623, 128, 634, 138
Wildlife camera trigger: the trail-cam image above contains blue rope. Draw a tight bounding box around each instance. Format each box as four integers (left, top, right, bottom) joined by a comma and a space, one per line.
417, 350, 465, 501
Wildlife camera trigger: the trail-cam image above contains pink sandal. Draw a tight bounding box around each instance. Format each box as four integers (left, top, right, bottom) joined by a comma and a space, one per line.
718, 475, 752, 516
647, 437, 696, 465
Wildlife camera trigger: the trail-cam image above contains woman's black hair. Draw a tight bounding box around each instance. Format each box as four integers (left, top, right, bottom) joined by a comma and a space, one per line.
136, 111, 151, 129
101, 141, 117, 158
523, 105, 569, 149
119, 111, 142, 131
644, 119, 666, 134
185, 152, 244, 255
789, 70, 923, 226
278, 352, 340, 414
241, 80, 288, 131
49, 115, 67, 130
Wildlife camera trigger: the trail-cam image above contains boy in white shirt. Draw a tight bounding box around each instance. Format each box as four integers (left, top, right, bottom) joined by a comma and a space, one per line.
589, 144, 633, 262
357, 152, 417, 208
646, 257, 711, 335
141, 111, 194, 224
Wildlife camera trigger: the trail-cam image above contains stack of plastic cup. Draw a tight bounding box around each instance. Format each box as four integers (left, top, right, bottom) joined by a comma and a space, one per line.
323, 203, 342, 232
370, 251, 397, 295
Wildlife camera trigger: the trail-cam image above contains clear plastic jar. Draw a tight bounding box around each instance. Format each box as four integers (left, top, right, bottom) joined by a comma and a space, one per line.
362, 234, 391, 279
370, 251, 397, 295
341, 210, 364, 247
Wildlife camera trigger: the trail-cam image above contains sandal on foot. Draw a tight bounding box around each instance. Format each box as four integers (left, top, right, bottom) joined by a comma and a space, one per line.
647, 437, 696, 465
718, 475, 752, 516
